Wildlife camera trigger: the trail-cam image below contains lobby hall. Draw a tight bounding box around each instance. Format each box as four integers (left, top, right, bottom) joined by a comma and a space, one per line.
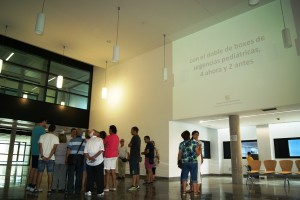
1, 0, 300, 199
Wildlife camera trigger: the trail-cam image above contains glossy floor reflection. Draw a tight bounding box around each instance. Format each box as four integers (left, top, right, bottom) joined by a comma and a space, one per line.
1, 165, 300, 199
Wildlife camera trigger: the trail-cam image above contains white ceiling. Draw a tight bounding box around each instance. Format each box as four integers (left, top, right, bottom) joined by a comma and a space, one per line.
1, 0, 300, 129
180, 104, 300, 129
0, 0, 273, 68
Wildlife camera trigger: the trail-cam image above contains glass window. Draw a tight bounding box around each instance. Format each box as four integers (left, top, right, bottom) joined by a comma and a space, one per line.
47, 76, 89, 96
22, 84, 44, 101
1, 62, 47, 86
0, 44, 48, 71
69, 94, 88, 110
46, 89, 56, 103
0, 78, 19, 96
50, 61, 90, 83
0, 37, 92, 110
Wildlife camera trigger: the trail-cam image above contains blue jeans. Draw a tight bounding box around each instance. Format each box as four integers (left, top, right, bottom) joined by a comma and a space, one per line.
37, 160, 55, 173
181, 162, 198, 183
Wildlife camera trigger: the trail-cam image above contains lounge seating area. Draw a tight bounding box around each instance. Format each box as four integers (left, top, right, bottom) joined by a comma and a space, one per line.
245, 159, 300, 187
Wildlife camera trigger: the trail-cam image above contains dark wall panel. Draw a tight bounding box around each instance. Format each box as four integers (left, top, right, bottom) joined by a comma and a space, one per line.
0, 94, 89, 128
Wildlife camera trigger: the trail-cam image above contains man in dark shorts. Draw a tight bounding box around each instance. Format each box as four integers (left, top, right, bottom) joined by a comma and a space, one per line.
26, 118, 47, 192
127, 126, 141, 191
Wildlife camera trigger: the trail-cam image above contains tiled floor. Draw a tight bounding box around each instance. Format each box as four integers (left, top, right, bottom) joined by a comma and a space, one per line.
0, 166, 300, 199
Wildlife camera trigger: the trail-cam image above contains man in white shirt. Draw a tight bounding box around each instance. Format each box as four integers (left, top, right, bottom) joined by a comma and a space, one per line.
35, 124, 59, 194
117, 139, 129, 179
84, 130, 105, 197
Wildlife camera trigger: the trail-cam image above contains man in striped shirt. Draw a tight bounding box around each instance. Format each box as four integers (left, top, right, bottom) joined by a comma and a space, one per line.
66, 129, 86, 194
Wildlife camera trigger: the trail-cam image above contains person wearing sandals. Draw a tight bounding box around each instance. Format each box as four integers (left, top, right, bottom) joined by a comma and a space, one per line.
191, 130, 204, 194
177, 130, 201, 196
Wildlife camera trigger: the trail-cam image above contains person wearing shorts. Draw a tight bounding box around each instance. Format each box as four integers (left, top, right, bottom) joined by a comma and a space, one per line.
103, 125, 119, 192
27, 118, 47, 192
141, 136, 155, 184
127, 126, 141, 191
35, 124, 59, 194
178, 130, 201, 196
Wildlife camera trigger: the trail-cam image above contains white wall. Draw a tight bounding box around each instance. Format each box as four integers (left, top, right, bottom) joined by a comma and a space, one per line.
89, 44, 173, 177
269, 122, 300, 172
169, 121, 219, 177
88, 0, 300, 178
173, 0, 300, 120
218, 122, 300, 174
218, 126, 257, 174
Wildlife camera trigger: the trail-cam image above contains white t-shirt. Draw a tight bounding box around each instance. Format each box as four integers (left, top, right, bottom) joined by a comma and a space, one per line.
84, 136, 105, 166
38, 133, 59, 160
118, 145, 127, 158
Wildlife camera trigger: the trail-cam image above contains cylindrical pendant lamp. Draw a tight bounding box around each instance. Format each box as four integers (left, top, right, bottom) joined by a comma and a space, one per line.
112, 45, 119, 63
102, 87, 108, 99
57, 75, 63, 88
35, 12, 45, 34
0, 59, 3, 73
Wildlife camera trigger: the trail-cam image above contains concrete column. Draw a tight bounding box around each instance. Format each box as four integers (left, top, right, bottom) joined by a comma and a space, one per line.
256, 125, 272, 161
229, 115, 243, 184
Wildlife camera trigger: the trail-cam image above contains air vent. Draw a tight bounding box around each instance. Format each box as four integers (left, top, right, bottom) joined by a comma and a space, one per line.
261, 108, 277, 112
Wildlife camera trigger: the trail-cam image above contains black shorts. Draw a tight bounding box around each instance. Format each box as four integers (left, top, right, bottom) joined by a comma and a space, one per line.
129, 160, 140, 175
31, 155, 39, 169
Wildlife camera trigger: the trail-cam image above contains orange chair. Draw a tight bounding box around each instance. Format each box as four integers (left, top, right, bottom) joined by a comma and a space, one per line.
279, 160, 293, 187
263, 160, 277, 176
246, 160, 261, 185
294, 160, 300, 175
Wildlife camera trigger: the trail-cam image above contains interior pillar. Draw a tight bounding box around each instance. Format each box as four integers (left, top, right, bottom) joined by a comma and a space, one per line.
229, 115, 243, 184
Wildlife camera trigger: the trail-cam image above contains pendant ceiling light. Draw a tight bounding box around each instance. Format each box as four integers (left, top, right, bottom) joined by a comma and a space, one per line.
56, 45, 65, 89
0, 59, 3, 74
163, 34, 168, 81
112, 7, 120, 63
56, 75, 63, 89
280, 0, 292, 48
102, 61, 108, 99
35, 0, 46, 34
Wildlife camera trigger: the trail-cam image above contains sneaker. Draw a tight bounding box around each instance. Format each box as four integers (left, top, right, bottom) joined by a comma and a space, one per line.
33, 188, 43, 192
47, 190, 52, 195
29, 187, 36, 192
85, 191, 92, 196
103, 188, 109, 192
26, 186, 32, 191
110, 188, 116, 191
97, 192, 104, 197
136, 185, 140, 189
128, 186, 137, 191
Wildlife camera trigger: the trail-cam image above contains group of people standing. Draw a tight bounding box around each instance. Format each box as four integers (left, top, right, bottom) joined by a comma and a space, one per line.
178, 130, 204, 196
26, 119, 159, 197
